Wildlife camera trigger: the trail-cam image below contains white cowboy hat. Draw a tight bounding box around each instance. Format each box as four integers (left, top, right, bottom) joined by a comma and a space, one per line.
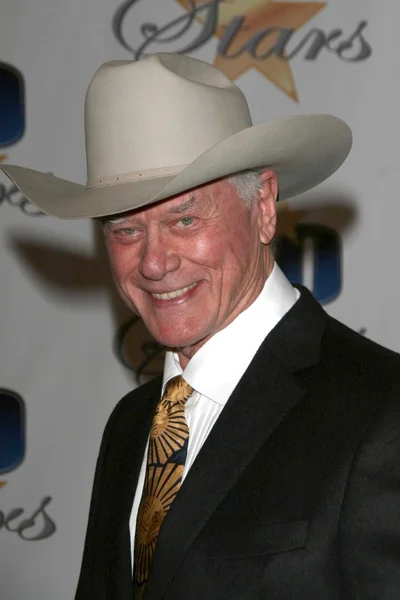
0, 53, 352, 219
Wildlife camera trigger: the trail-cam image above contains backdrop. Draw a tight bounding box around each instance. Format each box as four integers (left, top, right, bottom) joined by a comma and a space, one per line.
0, 1, 397, 598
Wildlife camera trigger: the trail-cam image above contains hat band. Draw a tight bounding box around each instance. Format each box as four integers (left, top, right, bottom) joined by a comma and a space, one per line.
86, 164, 188, 189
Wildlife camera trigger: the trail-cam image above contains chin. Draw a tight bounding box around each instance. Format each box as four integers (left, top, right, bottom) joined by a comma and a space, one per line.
150, 326, 207, 352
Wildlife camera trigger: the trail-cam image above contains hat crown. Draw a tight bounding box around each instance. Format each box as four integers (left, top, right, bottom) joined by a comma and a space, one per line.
84, 53, 252, 185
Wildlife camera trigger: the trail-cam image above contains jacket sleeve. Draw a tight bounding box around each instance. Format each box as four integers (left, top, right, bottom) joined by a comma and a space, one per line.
339, 385, 400, 598
74, 406, 115, 600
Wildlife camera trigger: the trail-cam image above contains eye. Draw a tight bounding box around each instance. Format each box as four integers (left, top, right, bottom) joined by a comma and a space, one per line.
109, 224, 137, 237
117, 227, 136, 235
178, 217, 195, 227
109, 225, 139, 245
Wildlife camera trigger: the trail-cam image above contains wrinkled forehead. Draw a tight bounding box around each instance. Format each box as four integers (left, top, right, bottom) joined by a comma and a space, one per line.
101, 178, 233, 224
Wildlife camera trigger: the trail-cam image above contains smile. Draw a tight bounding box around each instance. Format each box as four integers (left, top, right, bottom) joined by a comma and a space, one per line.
151, 282, 198, 300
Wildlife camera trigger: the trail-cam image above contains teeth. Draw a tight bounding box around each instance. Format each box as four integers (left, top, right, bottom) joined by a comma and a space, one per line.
152, 282, 197, 300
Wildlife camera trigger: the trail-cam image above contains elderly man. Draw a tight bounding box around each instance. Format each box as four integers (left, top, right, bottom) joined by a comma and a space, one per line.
3, 53, 400, 600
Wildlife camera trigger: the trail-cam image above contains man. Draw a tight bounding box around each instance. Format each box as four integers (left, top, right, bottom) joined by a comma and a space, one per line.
2, 53, 400, 599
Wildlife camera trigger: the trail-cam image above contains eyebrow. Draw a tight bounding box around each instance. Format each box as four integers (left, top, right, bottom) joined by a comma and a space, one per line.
167, 196, 196, 214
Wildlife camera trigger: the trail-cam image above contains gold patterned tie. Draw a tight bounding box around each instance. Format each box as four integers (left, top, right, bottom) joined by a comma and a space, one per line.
134, 375, 193, 599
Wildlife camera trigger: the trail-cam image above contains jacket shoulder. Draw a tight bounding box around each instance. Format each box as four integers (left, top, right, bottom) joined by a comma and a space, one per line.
322, 316, 400, 390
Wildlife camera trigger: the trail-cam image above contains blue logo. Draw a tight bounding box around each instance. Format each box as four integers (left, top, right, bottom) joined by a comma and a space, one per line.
0, 389, 25, 475
0, 390, 57, 541
0, 62, 25, 147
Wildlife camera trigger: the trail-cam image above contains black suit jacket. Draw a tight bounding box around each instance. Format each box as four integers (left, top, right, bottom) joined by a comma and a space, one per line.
75, 287, 400, 599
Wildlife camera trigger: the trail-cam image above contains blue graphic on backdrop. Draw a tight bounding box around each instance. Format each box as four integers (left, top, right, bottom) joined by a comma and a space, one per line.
0, 62, 37, 216
0, 63, 25, 147
276, 223, 341, 304
0, 389, 57, 540
0, 389, 25, 475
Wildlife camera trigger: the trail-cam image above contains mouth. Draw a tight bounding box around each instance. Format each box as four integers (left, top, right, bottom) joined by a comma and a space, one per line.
151, 282, 198, 301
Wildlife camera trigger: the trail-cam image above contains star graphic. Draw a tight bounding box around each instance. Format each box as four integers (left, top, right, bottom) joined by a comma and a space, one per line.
0, 155, 7, 163
175, 0, 326, 100
276, 202, 308, 242
0, 482, 7, 488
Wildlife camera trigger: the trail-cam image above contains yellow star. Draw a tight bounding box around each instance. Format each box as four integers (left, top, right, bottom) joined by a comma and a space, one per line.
0, 155, 7, 163
0, 482, 7, 488
176, 0, 326, 101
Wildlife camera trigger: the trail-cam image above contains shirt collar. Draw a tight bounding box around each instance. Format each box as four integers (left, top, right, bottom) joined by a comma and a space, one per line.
162, 263, 299, 404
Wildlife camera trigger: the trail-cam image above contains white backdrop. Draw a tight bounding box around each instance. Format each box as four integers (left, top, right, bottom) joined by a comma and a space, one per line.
0, 1, 398, 598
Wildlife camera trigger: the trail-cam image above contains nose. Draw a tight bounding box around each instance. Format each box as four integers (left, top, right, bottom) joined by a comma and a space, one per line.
139, 229, 181, 281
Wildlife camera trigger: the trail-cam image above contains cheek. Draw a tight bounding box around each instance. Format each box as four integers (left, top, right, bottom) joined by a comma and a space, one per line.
190, 235, 224, 268
189, 221, 243, 265
185, 225, 254, 286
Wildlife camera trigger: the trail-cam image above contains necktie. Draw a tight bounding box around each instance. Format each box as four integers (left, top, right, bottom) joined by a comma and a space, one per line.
134, 375, 193, 599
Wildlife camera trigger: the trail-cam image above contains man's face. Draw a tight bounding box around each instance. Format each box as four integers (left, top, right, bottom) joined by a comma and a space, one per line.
104, 176, 276, 360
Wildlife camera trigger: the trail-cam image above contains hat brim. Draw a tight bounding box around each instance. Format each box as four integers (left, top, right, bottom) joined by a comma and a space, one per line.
0, 114, 352, 219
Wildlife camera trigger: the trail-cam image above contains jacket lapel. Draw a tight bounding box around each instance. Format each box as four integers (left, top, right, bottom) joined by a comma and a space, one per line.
103, 377, 162, 599
145, 287, 327, 600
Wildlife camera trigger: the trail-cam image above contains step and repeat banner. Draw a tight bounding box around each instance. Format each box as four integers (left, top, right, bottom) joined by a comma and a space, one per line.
0, 1, 397, 598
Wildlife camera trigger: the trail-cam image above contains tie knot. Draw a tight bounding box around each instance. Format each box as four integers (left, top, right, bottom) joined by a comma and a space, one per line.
164, 375, 193, 404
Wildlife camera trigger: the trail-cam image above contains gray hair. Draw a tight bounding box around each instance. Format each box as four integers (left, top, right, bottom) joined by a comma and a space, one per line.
229, 168, 278, 253
226, 169, 264, 208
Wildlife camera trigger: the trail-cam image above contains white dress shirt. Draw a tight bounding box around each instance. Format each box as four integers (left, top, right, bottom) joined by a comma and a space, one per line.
129, 263, 299, 565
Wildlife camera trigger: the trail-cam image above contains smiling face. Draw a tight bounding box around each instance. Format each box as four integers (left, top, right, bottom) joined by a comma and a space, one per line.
103, 172, 277, 366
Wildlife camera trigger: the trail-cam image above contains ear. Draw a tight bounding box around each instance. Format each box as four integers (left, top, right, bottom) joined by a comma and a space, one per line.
257, 169, 278, 244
